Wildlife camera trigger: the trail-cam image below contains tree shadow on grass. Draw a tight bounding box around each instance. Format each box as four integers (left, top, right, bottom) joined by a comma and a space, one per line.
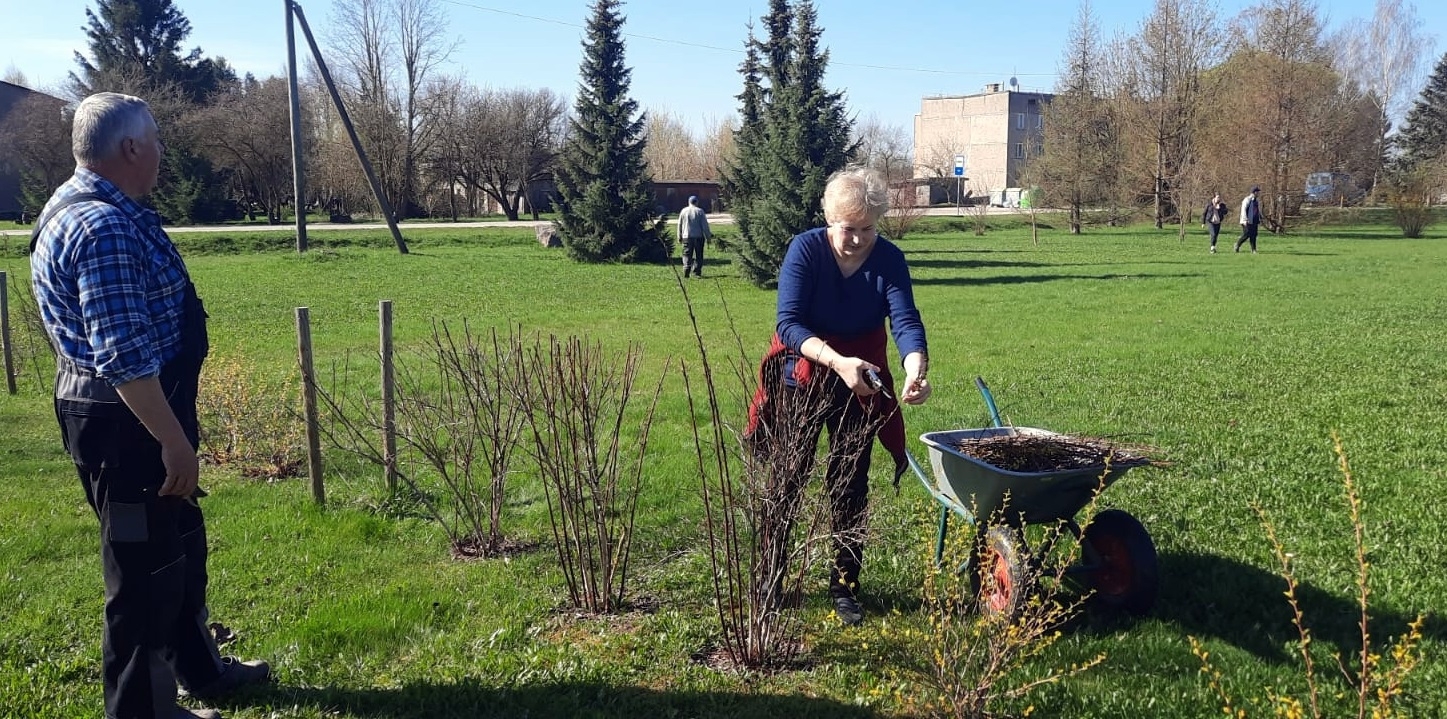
913, 272, 1204, 288
907, 258, 1051, 271
222, 679, 881, 719
1149, 551, 1442, 663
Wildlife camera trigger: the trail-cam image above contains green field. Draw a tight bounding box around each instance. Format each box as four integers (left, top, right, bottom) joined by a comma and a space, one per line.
2, 216, 1444, 718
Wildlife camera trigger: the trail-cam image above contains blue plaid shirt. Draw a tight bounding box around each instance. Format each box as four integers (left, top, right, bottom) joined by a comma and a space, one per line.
30, 169, 192, 386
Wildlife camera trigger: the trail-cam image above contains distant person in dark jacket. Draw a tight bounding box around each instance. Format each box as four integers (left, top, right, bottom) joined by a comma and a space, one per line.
1202, 193, 1229, 254
1235, 186, 1262, 254
677, 195, 712, 278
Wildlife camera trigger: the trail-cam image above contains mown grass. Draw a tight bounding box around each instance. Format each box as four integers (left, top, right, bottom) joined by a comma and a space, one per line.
1, 215, 1444, 718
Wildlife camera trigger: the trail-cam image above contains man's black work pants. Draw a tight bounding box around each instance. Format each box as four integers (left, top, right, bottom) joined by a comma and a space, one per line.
57, 398, 224, 719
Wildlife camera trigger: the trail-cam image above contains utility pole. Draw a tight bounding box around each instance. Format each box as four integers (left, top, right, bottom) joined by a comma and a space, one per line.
285, 0, 307, 252
286, 0, 409, 254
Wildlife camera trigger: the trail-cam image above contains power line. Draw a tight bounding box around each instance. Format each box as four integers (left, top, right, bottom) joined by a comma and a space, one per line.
437, 0, 1054, 78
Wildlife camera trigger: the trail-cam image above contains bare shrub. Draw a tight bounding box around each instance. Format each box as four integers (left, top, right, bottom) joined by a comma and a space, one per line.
879, 186, 928, 241
5, 272, 55, 393
1384, 166, 1438, 238
312, 322, 529, 558
675, 273, 874, 670
884, 494, 1106, 719
514, 334, 664, 614
1191, 434, 1427, 719
198, 356, 305, 479
392, 322, 528, 557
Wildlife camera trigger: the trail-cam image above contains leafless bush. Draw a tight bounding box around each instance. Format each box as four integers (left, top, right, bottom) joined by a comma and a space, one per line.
392, 322, 528, 556
675, 274, 873, 670
514, 334, 664, 614
1384, 166, 1438, 238
1193, 435, 1427, 719
5, 272, 55, 393
879, 186, 928, 241
312, 322, 529, 558
198, 356, 305, 480
886, 495, 1106, 719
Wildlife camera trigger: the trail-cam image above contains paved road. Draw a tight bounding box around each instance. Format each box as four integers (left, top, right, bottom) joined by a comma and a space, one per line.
1, 205, 1031, 239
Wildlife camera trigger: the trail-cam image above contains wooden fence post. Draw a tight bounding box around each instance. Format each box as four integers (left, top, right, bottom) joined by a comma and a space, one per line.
296, 307, 325, 505
1, 271, 16, 395
379, 300, 397, 492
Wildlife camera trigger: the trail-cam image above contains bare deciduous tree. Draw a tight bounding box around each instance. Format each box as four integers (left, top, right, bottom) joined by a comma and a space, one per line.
699, 114, 737, 184
463, 86, 567, 221
643, 107, 714, 181
1333, 0, 1433, 196
0, 93, 73, 215
851, 114, 913, 184
420, 74, 472, 220
193, 75, 307, 223
326, 0, 456, 218
1037, 0, 1119, 233
1219, 0, 1338, 232
1114, 0, 1222, 228
2, 65, 28, 87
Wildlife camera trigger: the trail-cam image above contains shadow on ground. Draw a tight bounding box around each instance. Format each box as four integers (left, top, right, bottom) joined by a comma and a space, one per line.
1149, 551, 1440, 663
913, 272, 1204, 287
215, 680, 881, 719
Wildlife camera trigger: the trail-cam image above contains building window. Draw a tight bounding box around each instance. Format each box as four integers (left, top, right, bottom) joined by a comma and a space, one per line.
1015, 143, 1025, 158
1016, 113, 1026, 129
1036, 114, 1044, 129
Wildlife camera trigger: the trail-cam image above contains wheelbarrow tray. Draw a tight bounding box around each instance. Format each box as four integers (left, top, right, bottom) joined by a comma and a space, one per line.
919, 427, 1138, 527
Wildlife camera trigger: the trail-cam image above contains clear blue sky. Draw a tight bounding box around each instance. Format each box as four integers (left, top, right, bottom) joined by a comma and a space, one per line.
5, 0, 1443, 136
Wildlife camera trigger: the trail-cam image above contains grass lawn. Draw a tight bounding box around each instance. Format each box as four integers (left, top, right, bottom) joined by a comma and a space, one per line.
1, 215, 1444, 718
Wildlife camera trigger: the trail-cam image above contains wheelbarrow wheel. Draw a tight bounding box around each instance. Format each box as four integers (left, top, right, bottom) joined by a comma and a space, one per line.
971, 525, 1028, 619
1082, 509, 1157, 615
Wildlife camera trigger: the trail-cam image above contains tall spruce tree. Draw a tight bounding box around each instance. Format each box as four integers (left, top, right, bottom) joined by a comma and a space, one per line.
70, 0, 234, 103
727, 0, 853, 287
555, 0, 666, 264
722, 26, 764, 238
1396, 52, 1447, 169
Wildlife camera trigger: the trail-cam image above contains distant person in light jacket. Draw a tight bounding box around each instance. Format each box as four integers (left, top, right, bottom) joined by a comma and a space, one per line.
1202, 193, 1229, 254
1235, 185, 1262, 254
677, 195, 712, 278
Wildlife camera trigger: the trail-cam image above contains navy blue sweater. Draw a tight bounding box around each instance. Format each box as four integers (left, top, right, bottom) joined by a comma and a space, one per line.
775, 227, 927, 369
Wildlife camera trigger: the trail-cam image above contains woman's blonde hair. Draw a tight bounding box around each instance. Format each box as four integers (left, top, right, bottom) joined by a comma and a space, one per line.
822, 166, 889, 224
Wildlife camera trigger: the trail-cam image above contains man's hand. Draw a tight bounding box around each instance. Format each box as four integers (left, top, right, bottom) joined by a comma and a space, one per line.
158, 440, 200, 497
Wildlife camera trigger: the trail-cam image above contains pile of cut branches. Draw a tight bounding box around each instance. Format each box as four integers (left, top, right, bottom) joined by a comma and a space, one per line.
952, 433, 1156, 473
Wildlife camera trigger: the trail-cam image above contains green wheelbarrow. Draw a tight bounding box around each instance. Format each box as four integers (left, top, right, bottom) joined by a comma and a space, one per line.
905, 378, 1159, 616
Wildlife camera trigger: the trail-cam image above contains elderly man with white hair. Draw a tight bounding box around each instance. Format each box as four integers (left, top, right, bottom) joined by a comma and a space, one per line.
29, 92, 269, 719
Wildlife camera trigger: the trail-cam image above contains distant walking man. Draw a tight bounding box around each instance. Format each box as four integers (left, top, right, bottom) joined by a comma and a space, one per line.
1235, 185, 1262, 254
677, 195, 712, 278
29, 92, 269, 719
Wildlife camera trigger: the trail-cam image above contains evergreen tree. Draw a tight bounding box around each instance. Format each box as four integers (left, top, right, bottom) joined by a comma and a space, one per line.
555, 0, 666, 264
152, 145, 235, 225
727, 0, 854, 288
70, 0, 235, 102
1396, 52, 1447, 169
722, 26, 764, 249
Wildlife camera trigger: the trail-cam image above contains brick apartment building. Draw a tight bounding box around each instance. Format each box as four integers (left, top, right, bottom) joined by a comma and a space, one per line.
912, 83, 1052, 203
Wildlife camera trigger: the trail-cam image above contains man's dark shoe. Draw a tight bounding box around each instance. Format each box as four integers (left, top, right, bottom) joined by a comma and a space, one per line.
833, 595, 864, 626
169, 705, 222, 719
182, 657, 270, 700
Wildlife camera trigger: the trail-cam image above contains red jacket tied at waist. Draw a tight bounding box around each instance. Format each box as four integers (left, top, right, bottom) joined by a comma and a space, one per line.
745, 326, 908, 484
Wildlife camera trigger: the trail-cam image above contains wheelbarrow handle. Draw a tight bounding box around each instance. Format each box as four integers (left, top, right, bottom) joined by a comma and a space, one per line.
975, 376, 1003, 428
